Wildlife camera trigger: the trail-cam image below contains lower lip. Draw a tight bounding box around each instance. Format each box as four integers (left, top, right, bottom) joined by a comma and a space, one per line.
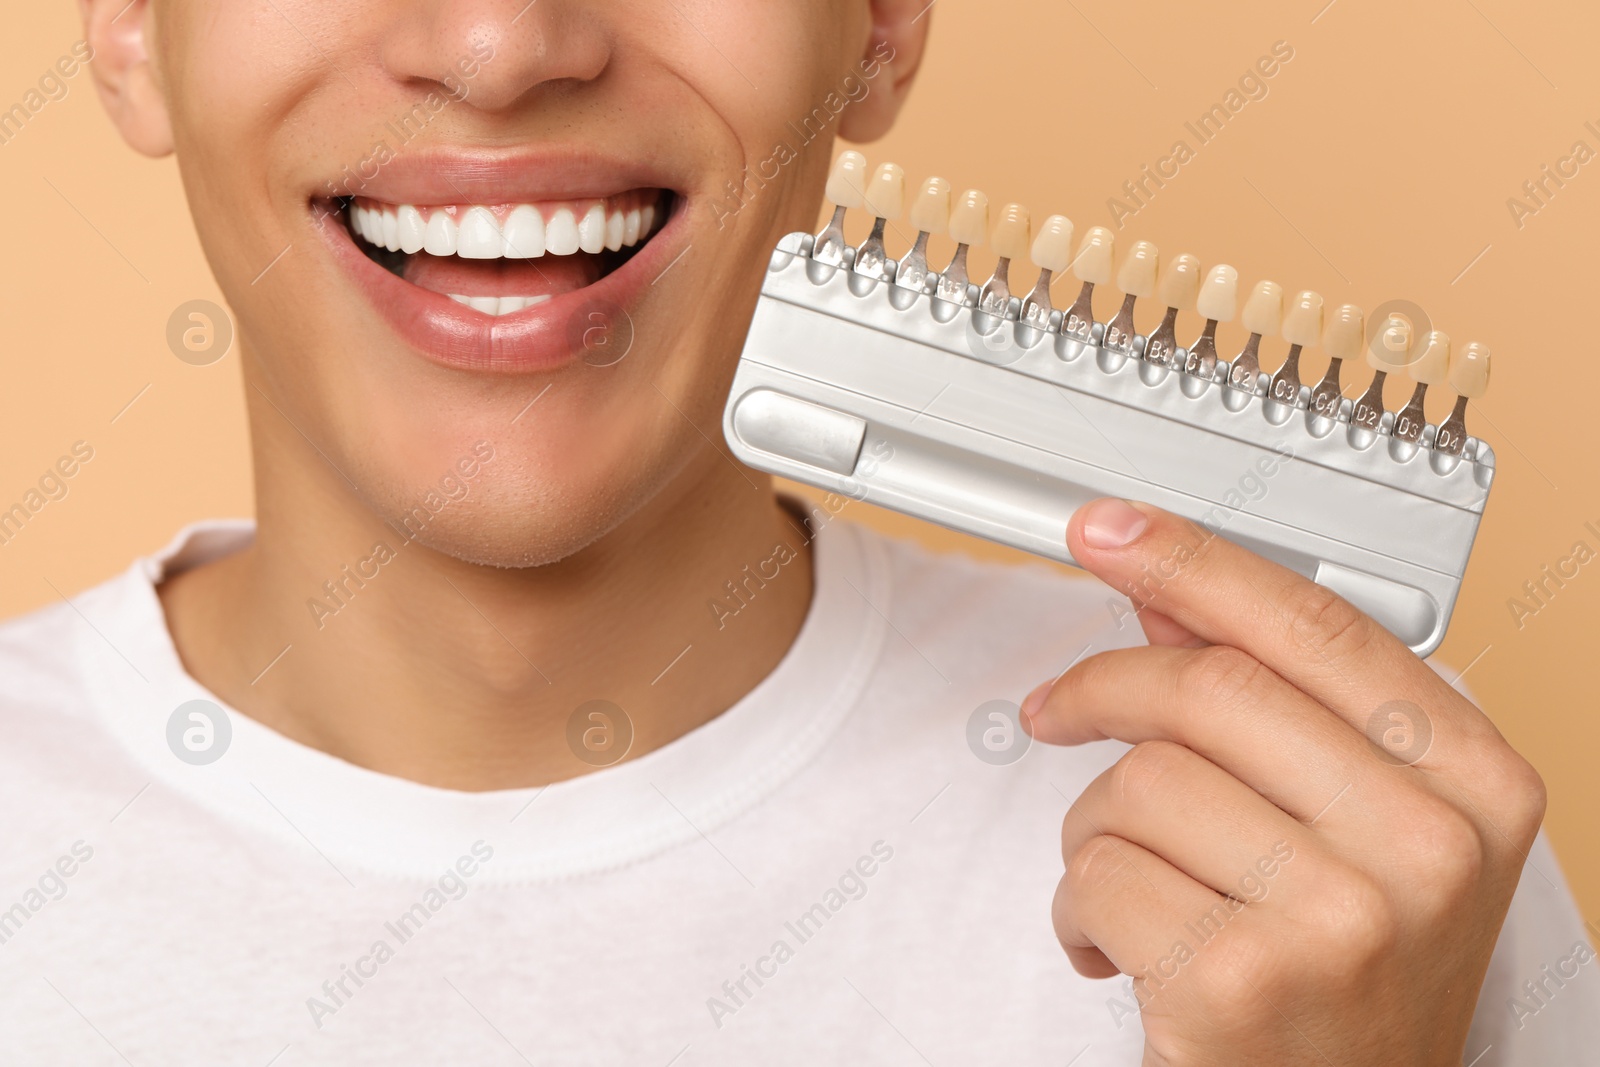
316, 199, 680, 374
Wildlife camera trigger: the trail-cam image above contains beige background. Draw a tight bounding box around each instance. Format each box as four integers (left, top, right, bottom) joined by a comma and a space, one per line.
2, 1, 1596, 918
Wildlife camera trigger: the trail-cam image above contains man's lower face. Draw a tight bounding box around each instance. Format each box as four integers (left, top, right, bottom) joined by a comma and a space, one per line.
158, 0, 858, 564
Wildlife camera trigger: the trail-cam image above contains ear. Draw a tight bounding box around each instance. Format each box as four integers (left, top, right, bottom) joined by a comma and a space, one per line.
837, 0, 931, 144
81, 0, 173, 156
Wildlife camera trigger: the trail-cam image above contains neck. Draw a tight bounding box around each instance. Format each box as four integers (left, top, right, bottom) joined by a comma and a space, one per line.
158, 440, 815, 792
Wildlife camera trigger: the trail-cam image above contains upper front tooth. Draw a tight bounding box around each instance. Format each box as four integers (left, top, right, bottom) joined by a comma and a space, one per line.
424, 211, 458, 256
503, 204, 545, 258
457, 207, 502, 259
578, 204, 607, 254
366, 198, 658, 258
546, 208, 580, 255
397, 205, 426, 254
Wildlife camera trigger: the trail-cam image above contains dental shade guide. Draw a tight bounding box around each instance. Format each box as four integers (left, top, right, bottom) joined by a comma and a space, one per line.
727, 155, 1498, 656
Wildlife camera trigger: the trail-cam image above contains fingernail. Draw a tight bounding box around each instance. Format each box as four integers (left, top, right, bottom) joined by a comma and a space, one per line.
1079, 499, 1149, 550
1021, 679, 1052, 720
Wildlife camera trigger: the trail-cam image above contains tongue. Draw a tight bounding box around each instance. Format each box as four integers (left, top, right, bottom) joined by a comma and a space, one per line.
403, 252, 604, 300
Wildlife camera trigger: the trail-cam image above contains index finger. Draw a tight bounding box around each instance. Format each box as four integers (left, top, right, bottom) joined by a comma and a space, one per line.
1064, 497, 1465, 733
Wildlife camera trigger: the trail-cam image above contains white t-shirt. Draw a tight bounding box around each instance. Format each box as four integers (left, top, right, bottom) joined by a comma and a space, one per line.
0, 518, 1595, 1065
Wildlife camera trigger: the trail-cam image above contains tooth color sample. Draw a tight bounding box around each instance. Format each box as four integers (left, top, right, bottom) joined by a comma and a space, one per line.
1073, 227, 1115, 285
1158, 253, 1201, 309
949, 189, 990, 247
1282, 290, 1324, 347
1196, 264, 1240, 322
1116, 240, 1159, 297
1030, 215, 1074, 273
1241, 280, 1284, 336
910, 177, 953, 235
826, 151, 868, 208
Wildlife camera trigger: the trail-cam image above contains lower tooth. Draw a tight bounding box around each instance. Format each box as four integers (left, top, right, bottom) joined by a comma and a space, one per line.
446, 294, 554, 316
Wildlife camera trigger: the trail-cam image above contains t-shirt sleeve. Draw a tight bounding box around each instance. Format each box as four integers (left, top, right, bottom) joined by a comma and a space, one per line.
1465, 830, 1600, 1064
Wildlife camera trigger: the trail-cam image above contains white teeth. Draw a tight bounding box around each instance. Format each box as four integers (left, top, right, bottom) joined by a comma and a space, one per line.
546, 209, 580, 256
350, 197, 663, 260
397, 205, 426, 254
381, 209, 399, 252
423, 212, 457, 256
503, 204, 545, 259
457, 207, 503, 259
578, 204, 607, 254
445, 293, 554, 316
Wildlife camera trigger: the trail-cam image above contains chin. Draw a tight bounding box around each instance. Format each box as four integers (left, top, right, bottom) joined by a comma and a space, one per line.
365, 433, 700, 570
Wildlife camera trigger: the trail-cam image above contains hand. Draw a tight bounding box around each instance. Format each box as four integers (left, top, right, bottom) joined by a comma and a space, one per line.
1023, 498, 1546, 1066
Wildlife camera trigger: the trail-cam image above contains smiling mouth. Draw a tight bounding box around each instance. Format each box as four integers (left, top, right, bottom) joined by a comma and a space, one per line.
342, 189, 673, 317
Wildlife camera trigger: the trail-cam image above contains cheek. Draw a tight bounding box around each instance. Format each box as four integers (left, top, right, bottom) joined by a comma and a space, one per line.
162, 0, 401, 285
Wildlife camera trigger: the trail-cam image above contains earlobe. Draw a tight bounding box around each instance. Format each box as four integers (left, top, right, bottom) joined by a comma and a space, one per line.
838, 0, 932, 144
83, 0, 174, 157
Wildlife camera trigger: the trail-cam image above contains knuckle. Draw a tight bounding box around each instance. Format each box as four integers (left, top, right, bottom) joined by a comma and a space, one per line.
1286, 583, 1374, 659
1180, 646, 1271, 709
1111, 740, 1192, 808
1431, 810, 1488, 897
1185, 930, 1285, 1023
1049, 874, 1074, 945
1399, 794, 1486, 902
1065, 834, 1130, 897
1483, 749, 1549, 842
1307, 867, 1399, 966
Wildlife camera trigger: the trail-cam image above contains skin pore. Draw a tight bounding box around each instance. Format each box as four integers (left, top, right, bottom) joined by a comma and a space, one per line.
83, 0, 930, 790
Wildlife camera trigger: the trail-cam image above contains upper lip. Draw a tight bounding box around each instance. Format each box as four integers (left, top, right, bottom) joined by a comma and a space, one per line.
313, 146, 686, 207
